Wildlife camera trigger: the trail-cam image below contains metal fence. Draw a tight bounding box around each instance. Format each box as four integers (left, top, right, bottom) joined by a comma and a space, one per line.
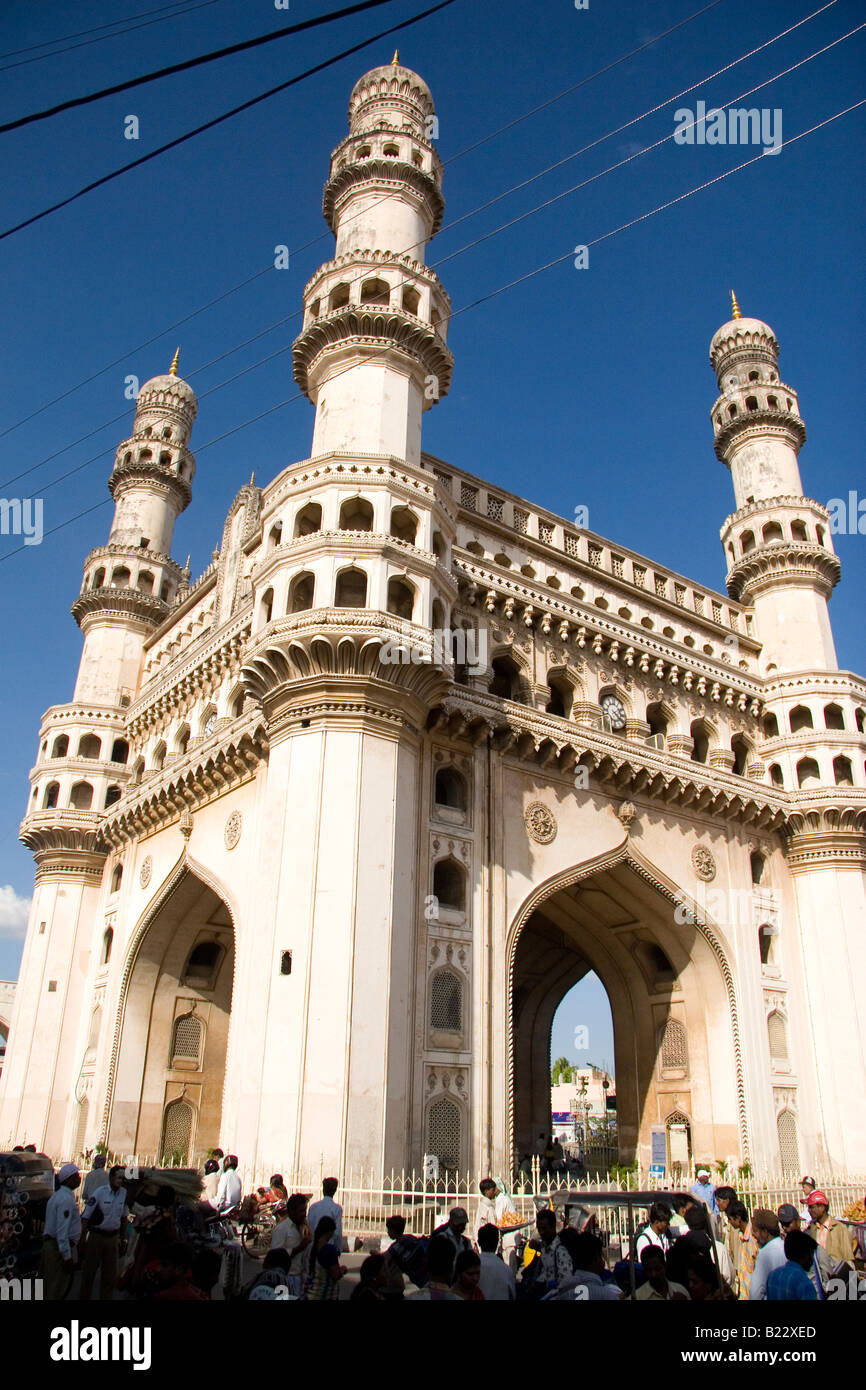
73, 1155, 864, 1246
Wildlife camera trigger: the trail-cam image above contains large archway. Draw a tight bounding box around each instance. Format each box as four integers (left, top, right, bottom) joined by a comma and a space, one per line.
106, 869, 235, 1164
508, 853, 746, 1174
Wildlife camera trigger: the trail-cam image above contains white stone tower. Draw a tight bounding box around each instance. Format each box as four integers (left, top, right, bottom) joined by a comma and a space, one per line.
292, 52, 453, 466
712, 293, 839, 677
5, 360, 197, 1153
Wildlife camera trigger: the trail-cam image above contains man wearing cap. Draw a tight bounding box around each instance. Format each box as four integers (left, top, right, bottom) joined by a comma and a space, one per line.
432, 1208, 473, 1272
79, 1164, 129, 1301
689, 1167, 720, 1218
40, 1163, 82, 1300
805, 1190, 857, 1267
777, 1204, 835, 1295
798, 1176, 817, 1222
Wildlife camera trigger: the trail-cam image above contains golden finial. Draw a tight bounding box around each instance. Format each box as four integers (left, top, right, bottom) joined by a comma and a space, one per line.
392, 50, 400, 66
730, 290, 742, 321
169, 346, 181, 376
249, 471, 255, 487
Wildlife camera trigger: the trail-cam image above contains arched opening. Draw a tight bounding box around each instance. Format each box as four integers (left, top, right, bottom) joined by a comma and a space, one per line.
69, 781, 94, 810
43, 781, 60, 809
339, 497, 374, 531
432, 857, 466, 915
489, 653, 524, 703
107, 871, 235, 1163
78, 734, 101, 759
111, 738, 129, 764
151, 741, 166, 772
360, 277, 390, 307
731, 734, 750, 776
51, 735, 69, 758
259, 587, 274, 625
102, 928, 114, 966
750, 851, 765, 886
328, 283, 350, 311
545, 673, 573, 719
389, 505, 418, 544
386, 576, 415, 620
174, 725, 190, 757
289, 572, 315, 613
762, 712, 779, 739
137, 571, 155, 596
796, 757, 821, 788
776, 1110, 800, 1174
111, 567, 131, 588
510, 858, 737, 1171
268, 521, 283, 549
855, 708, 865, 733
111, 864, 123, 894
762, 522, 783, 543
434, 766, 466, 813
105, 785, 121, 808
401, 286, 421, 315
294, 502, 322, 536
791, 520, 808, 542
741, 531, 755, 555
769, 763, 784, 787
833, 755, 853, 786
789, 705, 813, 733
335, 567, 367, 608
645, 703, 669, 745
689, 720, 711, 764
823, 703, 845, 730
758, 924, 776, 968
92, 568, 105, 589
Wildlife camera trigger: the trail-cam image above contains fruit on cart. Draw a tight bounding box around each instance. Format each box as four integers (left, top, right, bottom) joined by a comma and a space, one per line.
841, 1199, 866, 1222
497, 1211, 527, 1228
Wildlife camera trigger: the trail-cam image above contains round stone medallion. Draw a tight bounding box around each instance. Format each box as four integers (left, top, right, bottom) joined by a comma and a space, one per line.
691, 845, 716, 882
525, 801, 557, 844
224, 809, 242, 850
139, 855, 153, 889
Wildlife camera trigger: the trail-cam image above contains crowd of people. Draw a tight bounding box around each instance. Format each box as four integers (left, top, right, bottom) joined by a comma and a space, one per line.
22, 1147, 863, 1303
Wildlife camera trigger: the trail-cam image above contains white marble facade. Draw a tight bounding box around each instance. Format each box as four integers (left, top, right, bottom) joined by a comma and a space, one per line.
1, 62, 864, 1180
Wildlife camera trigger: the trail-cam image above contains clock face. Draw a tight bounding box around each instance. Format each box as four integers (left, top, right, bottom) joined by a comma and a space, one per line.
601, 695, 627, 730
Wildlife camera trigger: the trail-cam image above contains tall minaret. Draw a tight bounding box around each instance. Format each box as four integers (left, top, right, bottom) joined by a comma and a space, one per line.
711, 295, 839, 675
2, 361, 197, 1151
292, 53, 453, 465
71, 355, 196, 704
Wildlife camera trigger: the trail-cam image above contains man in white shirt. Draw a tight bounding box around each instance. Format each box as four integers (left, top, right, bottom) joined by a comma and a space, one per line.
477, 1223, 517, 1300
476, 1178, 519, 1269
81, 1154, 111, 1204
749, 1210, 788, 1300
269, 1193, 312, 1296
80, 1165, 129, 1301
40, 1163, 82, 1300
215, 1154, 242, 1214
633, 1246, 690, 1300
307, 1177, 343, 1253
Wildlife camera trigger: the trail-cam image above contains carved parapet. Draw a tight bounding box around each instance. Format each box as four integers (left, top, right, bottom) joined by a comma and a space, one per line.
20, 808, 106, 858
323, 159, 444, 236
782, 792, 866, 870
71, 585, 169, 630
292, 305, 453, 403
240, 609, 452, 737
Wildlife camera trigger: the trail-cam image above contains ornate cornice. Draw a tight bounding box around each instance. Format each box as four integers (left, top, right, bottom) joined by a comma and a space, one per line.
71, 585, 169, 629
20, 809, 106, 856
108, 458, 191, 510
714, 407, 806, 462
264, 454, 458, 527
720, 494, 831, 535
322, 159, 444, 235
302, 248, 451, 308
129, 617, 251, 738
725, 543, 841, 602
292, 306, 454, 402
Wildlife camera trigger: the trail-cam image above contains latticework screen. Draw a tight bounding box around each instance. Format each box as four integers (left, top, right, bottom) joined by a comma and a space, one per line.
777, 1109, 800, 1172
430, 971, 462, 1031
427, 1098, 461, 1171
161, 1101, 193, 1162
172, 1014, 203, 1062
768, 1011, 789, 1061
660, 1019, 688, 1070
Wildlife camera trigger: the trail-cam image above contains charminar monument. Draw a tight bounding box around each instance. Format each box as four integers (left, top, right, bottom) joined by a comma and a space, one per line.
1, 58, 864, 1179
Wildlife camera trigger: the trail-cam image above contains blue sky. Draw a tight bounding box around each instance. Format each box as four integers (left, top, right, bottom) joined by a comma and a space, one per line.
1, 1, 863, 1077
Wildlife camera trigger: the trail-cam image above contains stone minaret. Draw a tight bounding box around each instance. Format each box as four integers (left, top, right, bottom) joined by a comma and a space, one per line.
712, 294, 839, 676
292, 52, 453, 465
5, 359, 196, 1151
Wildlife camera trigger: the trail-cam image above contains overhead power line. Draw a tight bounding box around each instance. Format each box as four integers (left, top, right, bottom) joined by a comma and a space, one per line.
0, 0, 217, 62
0, 0, 400, 133
0, 0, 760, 432
2, 95, 861, 566
0, 0, 222, 73
0, 0, 458, 242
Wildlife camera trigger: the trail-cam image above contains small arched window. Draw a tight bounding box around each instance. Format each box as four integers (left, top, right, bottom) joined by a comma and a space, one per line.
171, 1013, 204, 1065
329, 283, 350, 311
762, 522, 783, 544
769, 763, 784, 787
823, 703, 845, 731
111, 567, 131, 588
489, 654, 523, 703
796, 757, 821, 788
175, 725, 190, 756
856, 708, 866, 733
335, 567, 367, 608
690, 720, 711, 764
104, 785, 121, 808
294, 502, 322, 537
151, 741, 166, 771
762, 713, 779, 739
101, 928, 113, 965
434, 767, 466, 812
360, 277, 390, 307
741, 530, 756, 555
768, 1010, 789, 1061
92, 568, 105, 589
183, 941, 223, 986
745, 395, 759, 411
51, 735, 69, 759
260, 588, 274, 625
289, 572, 315, 613
789, 705, 813, 733
790, 520, 807, 542
160, 1099, 194, 1166
78, 734, 101, 759
659, 1019, 688, 1072
69, 781, 94, 810
731, 734, 750, 776
386, 577, 414, 620
546, 674, 573, 719
390, 506, 418, 544
131, 757, 144, 785
382, 143, 399, 158
750, 851, 765, 885
111, 738, 129, 764
833, 755, 853, 786
758, 924, 776, 967
339, 497, 374, 531
44, 781, 60, 809
268, 521, 283, 550
401, 286, 421, 315
111, 864, 123, 893
432, 857, 466, 914
429, 969, 463, 1032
